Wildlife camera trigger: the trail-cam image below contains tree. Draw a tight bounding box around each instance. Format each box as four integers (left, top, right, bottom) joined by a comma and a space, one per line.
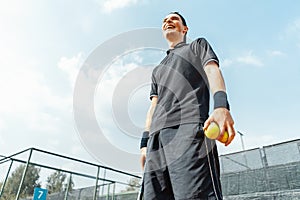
122, 177, 140, 192
46, 170, 74, 194
0, 164, 41, 200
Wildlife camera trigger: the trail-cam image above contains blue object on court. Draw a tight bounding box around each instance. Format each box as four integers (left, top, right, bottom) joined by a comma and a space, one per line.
33, 187, 48, 200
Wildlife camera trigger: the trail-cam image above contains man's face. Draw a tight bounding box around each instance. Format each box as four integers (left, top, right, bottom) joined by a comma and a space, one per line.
162, 13, 188, 40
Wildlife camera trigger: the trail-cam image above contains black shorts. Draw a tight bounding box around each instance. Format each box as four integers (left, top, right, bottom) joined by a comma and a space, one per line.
143, 123, 222, 200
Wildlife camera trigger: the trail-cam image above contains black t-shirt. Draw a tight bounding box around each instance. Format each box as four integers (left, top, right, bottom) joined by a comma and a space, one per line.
150, 38, 219, 134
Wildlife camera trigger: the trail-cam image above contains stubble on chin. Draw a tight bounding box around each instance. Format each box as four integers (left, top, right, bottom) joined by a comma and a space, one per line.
163, 30, 178, 40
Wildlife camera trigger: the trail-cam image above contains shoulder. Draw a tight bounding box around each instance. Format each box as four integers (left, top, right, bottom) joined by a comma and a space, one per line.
190, 37, 210, 47
189, 37, 209, 55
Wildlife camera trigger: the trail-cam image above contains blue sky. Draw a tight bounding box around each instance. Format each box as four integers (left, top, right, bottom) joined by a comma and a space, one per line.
0, 0, 300, 177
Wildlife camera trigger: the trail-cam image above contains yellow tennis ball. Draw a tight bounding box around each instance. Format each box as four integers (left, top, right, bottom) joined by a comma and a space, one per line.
218, 131, 229, 143
204, 122, 220, 139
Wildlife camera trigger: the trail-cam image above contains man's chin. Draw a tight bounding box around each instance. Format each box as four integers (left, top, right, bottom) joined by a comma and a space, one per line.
164, 29, 176, 34
164, 30, 177, 37
164, 31, 180, 40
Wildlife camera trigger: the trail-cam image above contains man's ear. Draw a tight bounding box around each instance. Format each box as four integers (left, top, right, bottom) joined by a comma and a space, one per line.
183, 26, 189, 34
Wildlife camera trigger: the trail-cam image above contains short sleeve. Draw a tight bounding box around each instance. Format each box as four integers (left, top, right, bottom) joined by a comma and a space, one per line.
150, 72, 158, 99
195, 38, 219, 67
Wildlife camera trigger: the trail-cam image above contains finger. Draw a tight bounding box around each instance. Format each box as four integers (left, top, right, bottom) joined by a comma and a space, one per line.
217, 125, 226, 140
203, 117, 213, 130
225, 125, 235, 146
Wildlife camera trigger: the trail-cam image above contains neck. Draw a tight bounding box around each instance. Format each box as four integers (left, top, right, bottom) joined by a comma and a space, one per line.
167, 39, 184, 49
168, 40, 183, 49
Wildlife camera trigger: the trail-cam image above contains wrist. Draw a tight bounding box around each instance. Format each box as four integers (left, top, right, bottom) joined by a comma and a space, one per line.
214, 91, 230, 110
140, 131, 149, 149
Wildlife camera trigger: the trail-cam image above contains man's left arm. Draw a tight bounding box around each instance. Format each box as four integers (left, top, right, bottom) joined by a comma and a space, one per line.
204, 61, 235, 146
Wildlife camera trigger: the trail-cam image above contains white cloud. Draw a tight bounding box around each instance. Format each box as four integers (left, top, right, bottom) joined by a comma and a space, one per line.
100, 0, 138, 13
83, 55, 153, 159
0, 119, 4, 130
285, 18, 300, 36
282, 18, 300, 48
267, 50, 285, 57
27, 112, 61, 133
95, 61, 144, 133
0, 62, 71, 115
0, 1, 32, 57
222, 51, 263, 68
0, 50, 76, 149
0, 70, 71, 135
0, 60, 42, 113
0, 0, 29, 16
0, 119, 4, 146
0, 55, 77, 158
0, 1, 84, 157
236, 51, 263, 67
78, 15, 94, 34
58, 53, 84, 88
222, 58, 234, 68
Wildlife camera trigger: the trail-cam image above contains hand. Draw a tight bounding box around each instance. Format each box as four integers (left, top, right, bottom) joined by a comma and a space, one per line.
140, 147, 147, 171
204, 108, 235, 146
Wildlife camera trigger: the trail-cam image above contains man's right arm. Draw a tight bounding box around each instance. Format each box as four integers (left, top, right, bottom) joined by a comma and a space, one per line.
140, 96, 158, 171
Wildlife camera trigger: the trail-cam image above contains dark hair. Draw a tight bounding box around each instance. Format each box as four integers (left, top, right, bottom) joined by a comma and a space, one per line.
168, 12, 188, 42
169, 11, 187, 26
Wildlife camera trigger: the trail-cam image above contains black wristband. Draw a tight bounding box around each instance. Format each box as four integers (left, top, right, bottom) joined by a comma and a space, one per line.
214, 91, 230, 110
140, 131, 149, 149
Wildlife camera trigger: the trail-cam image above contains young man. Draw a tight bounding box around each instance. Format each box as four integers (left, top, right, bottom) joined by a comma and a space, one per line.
140, 12, 235, 200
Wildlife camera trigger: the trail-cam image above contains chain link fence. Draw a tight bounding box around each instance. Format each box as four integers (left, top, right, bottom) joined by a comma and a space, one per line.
1, 140, 300, 199
220, 139, 300, 198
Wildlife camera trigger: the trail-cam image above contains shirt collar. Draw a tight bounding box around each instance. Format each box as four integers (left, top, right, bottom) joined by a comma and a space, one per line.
166, 41, 187, 54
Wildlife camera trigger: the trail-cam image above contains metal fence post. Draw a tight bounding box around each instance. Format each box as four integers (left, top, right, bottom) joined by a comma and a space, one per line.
237, 131, 248, 168
64, 173, 72, 200
260, 147, 270, 191
106, 183, 110, 200
102, 169, 106, 196
112, 183, 115, 200
15, 148, 33, 200
93, 167, 100, 200
0, 160, 13, 198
